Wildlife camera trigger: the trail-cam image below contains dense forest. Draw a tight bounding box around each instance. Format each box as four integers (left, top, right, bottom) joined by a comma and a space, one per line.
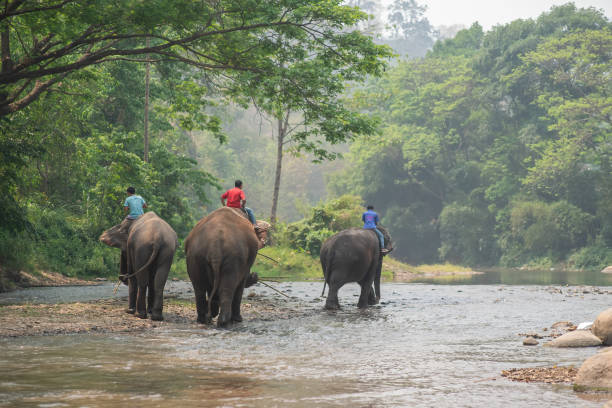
0, 1, 610, 290
334, 4, 611, 267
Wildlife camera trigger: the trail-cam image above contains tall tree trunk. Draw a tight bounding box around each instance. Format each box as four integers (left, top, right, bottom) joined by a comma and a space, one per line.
143, 37, 150, 163
270, 112, 289, 224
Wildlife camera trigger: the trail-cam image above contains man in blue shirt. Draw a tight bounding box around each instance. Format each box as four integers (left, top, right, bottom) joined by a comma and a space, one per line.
119, 186, 147, 234
124, 186, 147, 219
362, 205, 389, 255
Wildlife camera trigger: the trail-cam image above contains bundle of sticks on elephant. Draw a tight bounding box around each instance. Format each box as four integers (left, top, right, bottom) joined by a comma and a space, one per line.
100, 208, 392, 327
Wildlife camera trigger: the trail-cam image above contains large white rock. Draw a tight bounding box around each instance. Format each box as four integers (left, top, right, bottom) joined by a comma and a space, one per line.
592, 309, 612, 346
601, 266, 612, 274
574, 348, 612, 392
544, 330, 602, 348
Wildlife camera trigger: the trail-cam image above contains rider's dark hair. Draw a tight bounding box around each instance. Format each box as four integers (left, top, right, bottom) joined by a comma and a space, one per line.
235, 180, 243, 187
127, 186, 136, 194
367, 205, 374, 210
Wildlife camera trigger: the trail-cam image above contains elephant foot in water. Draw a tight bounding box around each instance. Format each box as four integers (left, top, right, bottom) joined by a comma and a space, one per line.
197, 314, 212, 325
368, 291, 379, 305
125, 308, 135, 314
232, 314, 243, 323
135, 312, 148, 319
151, 313, 163, 321
324, 299, 341, 310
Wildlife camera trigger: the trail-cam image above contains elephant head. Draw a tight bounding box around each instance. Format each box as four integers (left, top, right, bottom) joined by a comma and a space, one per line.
99, 224, 128, 249
255, 220, 271, 249
378, 225, 394, 253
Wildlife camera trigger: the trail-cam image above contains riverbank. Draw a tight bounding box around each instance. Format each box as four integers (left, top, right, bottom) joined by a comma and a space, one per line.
14, 270, 99, 288
0, 290, 312, 338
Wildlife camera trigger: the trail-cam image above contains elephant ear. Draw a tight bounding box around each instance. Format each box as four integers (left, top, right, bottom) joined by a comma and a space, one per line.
378, 225, 394, 252
255, 220, 271, 231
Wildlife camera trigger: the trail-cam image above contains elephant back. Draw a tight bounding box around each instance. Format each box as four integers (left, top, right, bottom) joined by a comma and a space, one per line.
129, 212, 178, 251
185, 207, 258, 255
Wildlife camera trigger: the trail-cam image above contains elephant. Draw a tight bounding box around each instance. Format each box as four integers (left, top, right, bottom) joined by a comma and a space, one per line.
99, 212, 178, 321
184, 207, 270, 327
320, 226, 393, 310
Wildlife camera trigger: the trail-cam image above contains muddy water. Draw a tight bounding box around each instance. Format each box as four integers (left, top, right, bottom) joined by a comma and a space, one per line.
1, 280, 611, 407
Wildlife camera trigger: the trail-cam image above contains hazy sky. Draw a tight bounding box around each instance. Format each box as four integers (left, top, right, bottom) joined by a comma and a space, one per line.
419, 0, 610, 29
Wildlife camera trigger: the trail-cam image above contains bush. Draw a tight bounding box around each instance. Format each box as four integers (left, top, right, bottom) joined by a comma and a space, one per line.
280, 195, 363, 256
27, 204, 118, 278
501, 200, 596, 264
568, 244, 612, 270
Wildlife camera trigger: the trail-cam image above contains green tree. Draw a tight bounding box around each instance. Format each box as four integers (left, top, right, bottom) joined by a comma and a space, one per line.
233, 32, 390, 223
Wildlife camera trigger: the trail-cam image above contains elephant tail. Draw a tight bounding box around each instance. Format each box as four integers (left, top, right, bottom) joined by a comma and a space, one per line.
120, 244, 159, 281
207, 257, 222, 318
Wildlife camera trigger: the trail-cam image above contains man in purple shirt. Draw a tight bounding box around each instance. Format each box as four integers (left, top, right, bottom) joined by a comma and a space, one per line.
362, 205, 389, 255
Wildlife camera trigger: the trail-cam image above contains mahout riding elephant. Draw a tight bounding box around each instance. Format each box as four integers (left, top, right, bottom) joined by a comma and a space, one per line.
320, 226, 392, 310
99, 212, 178, 321
185, 207, 270, 327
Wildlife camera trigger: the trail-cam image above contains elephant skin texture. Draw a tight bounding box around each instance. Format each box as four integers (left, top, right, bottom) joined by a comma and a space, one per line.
320, 227, 392, 310
99, 212, 178, 321
185, 207, 266, 327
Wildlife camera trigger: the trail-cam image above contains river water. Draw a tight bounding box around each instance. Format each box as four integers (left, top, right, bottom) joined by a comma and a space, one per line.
1, 271, 611, 407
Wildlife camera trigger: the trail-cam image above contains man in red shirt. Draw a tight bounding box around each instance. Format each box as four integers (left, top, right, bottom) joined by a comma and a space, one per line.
221, 180, 256, 225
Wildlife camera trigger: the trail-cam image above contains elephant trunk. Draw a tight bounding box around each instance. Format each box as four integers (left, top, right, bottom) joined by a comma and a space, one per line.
374, 257, 382, 300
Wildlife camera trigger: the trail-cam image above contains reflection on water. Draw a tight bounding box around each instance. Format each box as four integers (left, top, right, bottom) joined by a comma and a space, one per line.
412, 268, 612, 286
1, 277, 612, 407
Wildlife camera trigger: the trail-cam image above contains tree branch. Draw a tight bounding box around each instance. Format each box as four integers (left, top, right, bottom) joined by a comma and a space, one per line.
0, 0, 74, 22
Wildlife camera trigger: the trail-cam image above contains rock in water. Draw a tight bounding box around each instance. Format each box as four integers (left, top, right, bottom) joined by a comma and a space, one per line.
574, 347, 612, 392
592, 309, 612, 346
544, 330, 603, 348
523, 337, 539, 346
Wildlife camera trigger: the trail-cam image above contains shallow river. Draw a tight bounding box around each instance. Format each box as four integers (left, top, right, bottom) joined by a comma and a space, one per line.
1, 272, 611, 407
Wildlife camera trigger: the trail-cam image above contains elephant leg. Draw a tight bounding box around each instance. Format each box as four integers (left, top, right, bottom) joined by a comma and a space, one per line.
358, 258, 378, 308
135, 281, 148, 319
357, 283, 371, 309
126, 277, 137, 314
374, 257, 382, 302
217, 284, 235, 328
147, 276, 155, 315
231, 276, 247, 323
217, 299, 233, 328
150, 257, 171, 321
325, 282, 342, 310
368, 286, 379, 305
194, 287, 209, 324
187, 257, 211, 324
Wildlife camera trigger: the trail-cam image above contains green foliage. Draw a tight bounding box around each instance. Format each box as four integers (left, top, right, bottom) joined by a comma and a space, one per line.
568, 244, 612, 270
252, 246, 323, 280
27, 205, 119, 278
280, 195, 363, 256
333, 5, 611, 268
431, 23, 484, 57
499, 200, 595, 266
